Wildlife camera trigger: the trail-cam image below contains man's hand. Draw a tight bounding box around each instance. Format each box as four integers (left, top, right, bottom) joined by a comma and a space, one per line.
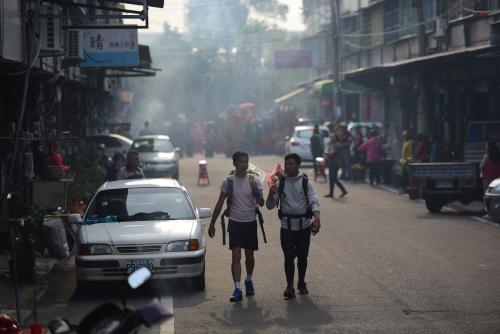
250, 180, 258, 195
269, 177, 279, 194
312, 217, 321, 235
208, 222, 216, 238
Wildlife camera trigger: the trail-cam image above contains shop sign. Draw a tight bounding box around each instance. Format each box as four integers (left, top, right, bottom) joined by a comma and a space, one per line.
81, 29, 139, 67
274, 50, 312, 69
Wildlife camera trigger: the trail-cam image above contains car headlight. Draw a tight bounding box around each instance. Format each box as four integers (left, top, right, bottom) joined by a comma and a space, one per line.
166, 239, 200, 252
79, 244, 113, 255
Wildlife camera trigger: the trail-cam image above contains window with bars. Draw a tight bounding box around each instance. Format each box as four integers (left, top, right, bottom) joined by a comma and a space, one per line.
384, 0, 400, 43
360, 10, 373, 47
423, 0, 437, 31
399, 0, 417, 38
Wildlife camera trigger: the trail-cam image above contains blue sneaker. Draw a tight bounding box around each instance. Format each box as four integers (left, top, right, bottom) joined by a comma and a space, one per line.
229, 288, 242, 302
245, 280, 255, 296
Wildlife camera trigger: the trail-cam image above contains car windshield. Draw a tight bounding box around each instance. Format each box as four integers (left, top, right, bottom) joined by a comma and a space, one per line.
297, 130, 313, 138
85, 187, 195, 221
132, 138, 174, 153
297, 129, 329, 139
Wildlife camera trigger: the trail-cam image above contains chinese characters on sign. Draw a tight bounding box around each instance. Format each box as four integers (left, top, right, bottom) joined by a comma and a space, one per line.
81, 29, 139, 67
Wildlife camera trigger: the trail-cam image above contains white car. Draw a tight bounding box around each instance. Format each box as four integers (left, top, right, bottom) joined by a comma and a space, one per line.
484, 178, 500, 222
74, 179, 212, 290
131, 135, 180, 179
85, 134, 133, 157
284, 125, 330, 161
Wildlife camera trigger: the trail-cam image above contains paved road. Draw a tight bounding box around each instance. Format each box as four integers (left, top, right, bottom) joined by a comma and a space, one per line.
33, 154, 500, 333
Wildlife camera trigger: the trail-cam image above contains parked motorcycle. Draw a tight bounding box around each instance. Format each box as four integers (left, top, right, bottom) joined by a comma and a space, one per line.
47, 268, 171, 334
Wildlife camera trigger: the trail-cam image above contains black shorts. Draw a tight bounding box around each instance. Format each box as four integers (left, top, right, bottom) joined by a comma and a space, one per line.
228, 220, 258, 251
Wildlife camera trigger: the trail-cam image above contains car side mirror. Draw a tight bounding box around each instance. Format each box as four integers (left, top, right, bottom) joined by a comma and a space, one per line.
68, 213, 82, 224
198, 208, 213, 219
285, 136, 290, 141
174, 147, 182, 153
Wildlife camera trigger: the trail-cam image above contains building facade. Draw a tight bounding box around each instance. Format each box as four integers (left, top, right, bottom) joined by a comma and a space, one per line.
0, 0, 158, 218
342, 0, 500, 156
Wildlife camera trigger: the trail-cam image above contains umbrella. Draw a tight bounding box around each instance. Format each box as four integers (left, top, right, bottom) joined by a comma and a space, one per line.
238, 102, 254, 110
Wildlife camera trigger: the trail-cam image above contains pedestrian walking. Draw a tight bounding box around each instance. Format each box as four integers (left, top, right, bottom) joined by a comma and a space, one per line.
400, 130, 414, 193
208, 151, 265, 302
358, 129, 384, 186
139, 121, 154, 136
324, 134, 348, 198
338, 125, 352, 180
310, 124, 324, 179
266, 153, 321, 299
480, 142, 500, 192
402, 130, 414, 161
117, 150, 145, 180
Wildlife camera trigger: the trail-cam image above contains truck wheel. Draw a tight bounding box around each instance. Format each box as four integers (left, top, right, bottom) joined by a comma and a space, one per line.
425, 198, 444, 213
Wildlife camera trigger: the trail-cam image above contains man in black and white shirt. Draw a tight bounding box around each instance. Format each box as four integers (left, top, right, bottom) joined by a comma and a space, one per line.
266, 153, 321, 299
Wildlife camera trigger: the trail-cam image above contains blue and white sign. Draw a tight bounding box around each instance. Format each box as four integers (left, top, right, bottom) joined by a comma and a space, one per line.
81, 29, 139, 67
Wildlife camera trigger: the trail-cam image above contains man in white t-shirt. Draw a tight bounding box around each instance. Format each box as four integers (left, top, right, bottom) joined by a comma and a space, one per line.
208, 151, 264, 302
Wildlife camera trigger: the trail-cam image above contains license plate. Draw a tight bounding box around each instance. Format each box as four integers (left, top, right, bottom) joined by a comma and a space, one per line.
435, 180, 453, 189
127, 259, 154, 274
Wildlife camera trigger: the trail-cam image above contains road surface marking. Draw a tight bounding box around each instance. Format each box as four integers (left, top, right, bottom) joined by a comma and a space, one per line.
160, 296, 174, 334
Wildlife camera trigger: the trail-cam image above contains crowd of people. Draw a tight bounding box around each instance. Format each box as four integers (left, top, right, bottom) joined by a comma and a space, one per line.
310, 125, 475, 196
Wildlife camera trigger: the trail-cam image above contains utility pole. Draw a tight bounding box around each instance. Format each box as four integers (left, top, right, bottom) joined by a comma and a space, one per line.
330, 0, 342, 120
413, 0, 428, 133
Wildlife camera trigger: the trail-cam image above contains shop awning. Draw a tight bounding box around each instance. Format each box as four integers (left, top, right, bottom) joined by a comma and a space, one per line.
274, 88, 307, 104
344, 44, 496, 84
85, 45, 161, 77
313, 79, 368, 93
42, 0, 164, 29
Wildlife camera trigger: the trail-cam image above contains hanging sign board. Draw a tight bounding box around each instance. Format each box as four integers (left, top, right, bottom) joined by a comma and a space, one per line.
81, 29, 139, 67
274, 50, 313, 69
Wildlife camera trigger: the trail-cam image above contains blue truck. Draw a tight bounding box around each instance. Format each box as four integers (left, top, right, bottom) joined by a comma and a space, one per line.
408, 122, 500, 213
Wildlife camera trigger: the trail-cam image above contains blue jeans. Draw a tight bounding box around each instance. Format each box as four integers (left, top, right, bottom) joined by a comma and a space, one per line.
328, 164, 347, 195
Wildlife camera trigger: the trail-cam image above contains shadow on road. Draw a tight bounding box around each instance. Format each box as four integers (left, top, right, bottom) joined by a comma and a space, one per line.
274, 296, 333, 332
208, 295, 333, 333
208, 297, 274, 334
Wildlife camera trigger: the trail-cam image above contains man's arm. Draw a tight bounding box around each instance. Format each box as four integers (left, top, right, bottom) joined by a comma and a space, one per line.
307, 182, 320, 212
208, 191, 227, 238
254, 179, 265, 207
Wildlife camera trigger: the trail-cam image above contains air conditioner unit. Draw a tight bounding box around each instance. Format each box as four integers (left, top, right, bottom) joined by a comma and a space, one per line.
65, 29, 83, 60
40, 4, 63, 54
435, 17, 448, 38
